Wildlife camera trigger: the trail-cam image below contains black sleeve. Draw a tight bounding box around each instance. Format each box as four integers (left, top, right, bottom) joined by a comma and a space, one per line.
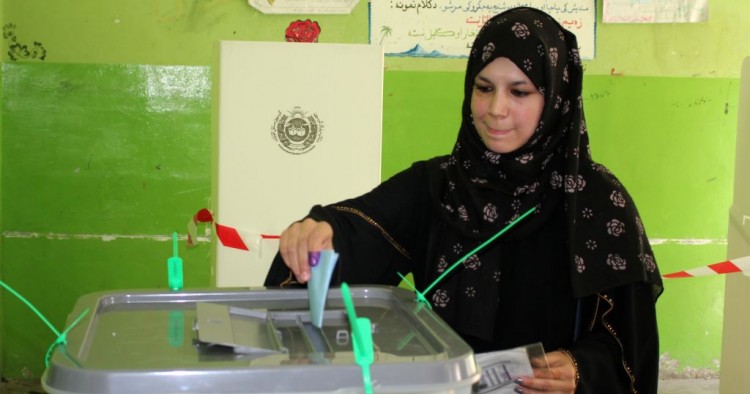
567, 282, 659, 394
264, 160, 434, 287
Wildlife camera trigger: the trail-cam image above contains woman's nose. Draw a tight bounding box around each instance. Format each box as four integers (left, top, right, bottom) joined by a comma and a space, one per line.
488, 92, 509, 117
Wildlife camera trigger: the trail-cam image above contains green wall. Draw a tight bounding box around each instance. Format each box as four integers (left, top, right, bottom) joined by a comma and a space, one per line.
1, 0, 748, 379
0, 8, 4, 374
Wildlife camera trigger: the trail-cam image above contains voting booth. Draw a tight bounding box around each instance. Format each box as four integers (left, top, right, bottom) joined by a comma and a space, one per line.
719, 57, 750, 394
211, 41, 384, 287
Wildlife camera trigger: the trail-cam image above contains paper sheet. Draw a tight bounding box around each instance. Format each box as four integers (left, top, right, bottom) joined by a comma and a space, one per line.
603, 0, 708, 23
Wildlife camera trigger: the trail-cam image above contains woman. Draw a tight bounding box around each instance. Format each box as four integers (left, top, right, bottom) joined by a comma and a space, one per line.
265, 7, 663, 393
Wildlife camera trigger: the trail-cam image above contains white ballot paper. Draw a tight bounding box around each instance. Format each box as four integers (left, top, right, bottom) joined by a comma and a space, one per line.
474, 343, 547, 393
213, 41, 383, 287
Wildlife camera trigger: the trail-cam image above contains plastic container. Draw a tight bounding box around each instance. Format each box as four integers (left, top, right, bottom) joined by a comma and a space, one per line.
42, 286, 480, 394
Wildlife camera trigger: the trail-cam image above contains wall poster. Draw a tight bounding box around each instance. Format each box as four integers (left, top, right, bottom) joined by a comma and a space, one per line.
370, 1, 596, 59
603, 0, 708, 23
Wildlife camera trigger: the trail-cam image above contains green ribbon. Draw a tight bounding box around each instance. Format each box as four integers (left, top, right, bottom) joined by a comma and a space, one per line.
399, 206, 537, 308
0, 279, 89, 367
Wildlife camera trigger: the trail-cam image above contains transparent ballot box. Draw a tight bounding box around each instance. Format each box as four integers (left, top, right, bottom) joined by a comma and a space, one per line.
42, 286, 480, 394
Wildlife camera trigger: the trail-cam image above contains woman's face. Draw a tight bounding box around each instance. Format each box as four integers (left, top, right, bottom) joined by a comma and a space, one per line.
470, 57, 544, 154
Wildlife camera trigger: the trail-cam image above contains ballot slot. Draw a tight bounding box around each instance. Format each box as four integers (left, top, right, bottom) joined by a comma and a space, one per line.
195, 302, 282, 355
195, 302, 349, 356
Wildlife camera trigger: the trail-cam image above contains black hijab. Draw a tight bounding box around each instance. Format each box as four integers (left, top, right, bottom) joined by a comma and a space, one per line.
426, 6, 663, 311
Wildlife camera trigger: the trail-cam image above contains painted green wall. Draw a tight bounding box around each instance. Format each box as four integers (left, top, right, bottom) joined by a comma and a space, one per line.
1, 0, 747, 380
0, 7, 4, 374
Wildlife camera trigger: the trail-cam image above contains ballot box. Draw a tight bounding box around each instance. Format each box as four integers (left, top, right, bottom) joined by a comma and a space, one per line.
41, 286, 480, 394
719, 56, 750, 394
212, 41, 383, 288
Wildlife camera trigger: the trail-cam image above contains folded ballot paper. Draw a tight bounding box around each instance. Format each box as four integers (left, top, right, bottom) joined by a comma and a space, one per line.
307, 250, 339, 328
474, 343, 547, 394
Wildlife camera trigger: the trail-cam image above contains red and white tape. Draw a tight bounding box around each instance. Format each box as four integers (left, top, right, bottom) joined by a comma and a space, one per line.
662, 255, 750, 278
188, 207, 749, 278
187, 208, 280, 252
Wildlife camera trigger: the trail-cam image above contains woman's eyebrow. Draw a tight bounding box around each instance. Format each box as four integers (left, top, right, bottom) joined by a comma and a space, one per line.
474, 74, 533, 87
474, 74, 493, 84
509, 79, 533, 87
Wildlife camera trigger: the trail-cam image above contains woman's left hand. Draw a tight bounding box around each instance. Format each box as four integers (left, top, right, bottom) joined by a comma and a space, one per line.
513, 351, 577, 393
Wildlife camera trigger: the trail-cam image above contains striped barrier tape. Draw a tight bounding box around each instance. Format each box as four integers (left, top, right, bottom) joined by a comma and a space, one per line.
187, 208, 280, 252
662, 255, 750, 278
188, 207, 749, 278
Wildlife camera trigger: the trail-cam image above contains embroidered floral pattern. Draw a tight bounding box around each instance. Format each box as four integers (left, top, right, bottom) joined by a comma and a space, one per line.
482, 42, 495, 62
642, 253, 656, 272
514, 181, 539, 196
523, 58, 533, 71
484, 151, 501, 164
607, 219, 626, 237
610, 190, 626, 208
433, 289, 450, 308
549, 47, 559, 67
437, 255, 448, 273
607, 254, 627, 271
570, 48, 581, 65
516, 152, 534, 164
458, 205, 469, 221
575, 255, 586, 273
464, 254, 481, 270
550, 171, 563, 189
512, 22, 530, 39
483, 203, 498, 222
564, 175, 586, 193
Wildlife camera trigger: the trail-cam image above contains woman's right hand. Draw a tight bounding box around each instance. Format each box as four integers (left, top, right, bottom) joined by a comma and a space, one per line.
278, 218, 334, 283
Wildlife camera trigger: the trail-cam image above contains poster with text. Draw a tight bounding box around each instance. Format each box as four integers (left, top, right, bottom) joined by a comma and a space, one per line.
603, 0, 708, 23
370, 1, 596, 59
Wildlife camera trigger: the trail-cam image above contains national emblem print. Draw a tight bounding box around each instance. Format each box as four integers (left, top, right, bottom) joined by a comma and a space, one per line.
271, 106, 324, 155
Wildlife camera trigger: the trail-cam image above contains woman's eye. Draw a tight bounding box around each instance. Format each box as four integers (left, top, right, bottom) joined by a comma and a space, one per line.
474, 84, 493, 93
512, 89, 531, 97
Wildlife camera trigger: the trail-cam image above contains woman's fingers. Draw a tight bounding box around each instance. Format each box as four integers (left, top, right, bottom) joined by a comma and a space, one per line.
514, 351, 577, 393
279, 219, 333, 283
514, 372, 575, 393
